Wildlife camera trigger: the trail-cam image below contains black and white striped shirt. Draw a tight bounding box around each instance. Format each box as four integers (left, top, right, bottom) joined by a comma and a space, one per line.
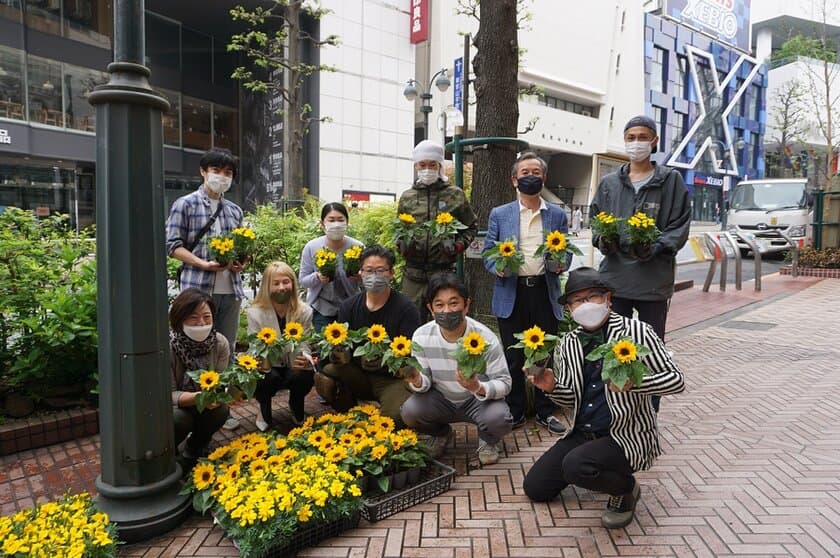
548, 312, 685, 471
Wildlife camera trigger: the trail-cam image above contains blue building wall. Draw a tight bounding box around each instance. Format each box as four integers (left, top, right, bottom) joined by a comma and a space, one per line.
644, 13, 767, 221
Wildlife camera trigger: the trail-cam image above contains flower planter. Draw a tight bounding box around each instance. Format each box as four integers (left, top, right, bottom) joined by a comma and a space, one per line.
360, 356, 383, 371
780, 265, 840, 279
329, 345, 352, 366
544, 258, 564, 274
361, 461, 456, 522
232, 512, 360, 558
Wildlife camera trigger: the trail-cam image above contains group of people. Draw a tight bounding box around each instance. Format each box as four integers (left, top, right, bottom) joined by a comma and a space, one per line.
163, 114, 689, 529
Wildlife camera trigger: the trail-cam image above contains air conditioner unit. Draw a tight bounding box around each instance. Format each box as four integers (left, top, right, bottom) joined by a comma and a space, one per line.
582, 110, 592, 117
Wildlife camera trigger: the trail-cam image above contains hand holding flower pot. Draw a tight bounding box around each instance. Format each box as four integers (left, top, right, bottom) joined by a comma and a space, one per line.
591, 212, 620, 255
534, 230, 582, 273
451, 331, 488, 380
314, 247, 338, 280
586, 336, 652, 388
380, 335, 422, 378
625, 212, 661, 261
510, 325, 559, 374
482, 237, 525, 276
353, 324, 390, 371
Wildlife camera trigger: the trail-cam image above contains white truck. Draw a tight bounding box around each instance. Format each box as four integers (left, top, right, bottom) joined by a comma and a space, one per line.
726, 178, 813, 255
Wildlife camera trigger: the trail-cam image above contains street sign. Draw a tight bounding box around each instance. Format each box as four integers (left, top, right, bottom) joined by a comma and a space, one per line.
453, 57, 463, 111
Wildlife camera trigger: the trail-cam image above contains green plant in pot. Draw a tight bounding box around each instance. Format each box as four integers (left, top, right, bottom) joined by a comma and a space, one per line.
353, 324, 390, 371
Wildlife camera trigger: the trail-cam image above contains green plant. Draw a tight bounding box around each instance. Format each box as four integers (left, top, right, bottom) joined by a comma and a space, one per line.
797, 247, 840, 268
586, 337, 652, 388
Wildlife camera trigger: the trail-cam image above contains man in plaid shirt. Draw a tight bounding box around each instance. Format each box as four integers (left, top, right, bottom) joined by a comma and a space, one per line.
166, 148, 244, 373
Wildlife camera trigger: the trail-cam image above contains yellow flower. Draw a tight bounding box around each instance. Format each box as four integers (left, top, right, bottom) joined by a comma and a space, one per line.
546, 231, 567, 252
371, 445, 388, 460
324, 322, 348, 346
349, 484, 362, 497
326, 446, 348, 463
284, 322, 304, 341
297, 504, 313, 522
377, 416, 395, 431
198, 370, 220, 391
237, 354, 259, 370
499, 241, 516, 257
398, 213, 416, 224
367, 324, 387, 344
523, 326, 545, 350
436, 212, 453, 225
613, 340, 637, 363
390, 336, 411, 357
232, 226, 256, 239
257, 327, 278, 344
193, 463, 216, 490
463, 332, 486, 356
344, 245, 362, 259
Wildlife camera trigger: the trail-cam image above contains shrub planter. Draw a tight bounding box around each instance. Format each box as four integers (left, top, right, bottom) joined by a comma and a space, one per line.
780, 265, 840, 278
0, 408, 99, 456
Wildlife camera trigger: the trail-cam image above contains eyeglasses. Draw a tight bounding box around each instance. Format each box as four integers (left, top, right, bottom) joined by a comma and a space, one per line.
361, 267, 390, 275
567, 291, 607, 307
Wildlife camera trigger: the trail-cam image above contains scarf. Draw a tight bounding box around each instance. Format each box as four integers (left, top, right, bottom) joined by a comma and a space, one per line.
170, 329, 217, 390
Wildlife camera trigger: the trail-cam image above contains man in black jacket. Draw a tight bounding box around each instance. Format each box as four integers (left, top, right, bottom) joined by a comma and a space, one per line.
590, 115, 691, 339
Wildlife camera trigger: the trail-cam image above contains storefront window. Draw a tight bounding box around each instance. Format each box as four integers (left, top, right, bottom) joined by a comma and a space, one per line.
25, 0, 61, 36
0, 157, 75, 218
27, 55, 64, 127
182, 96, 211, 150
213, 104, 237, 152
0, 46, 25, 121
146, 12, 180, 71
182, 27, 212, 84
158, 88, 180, 146
63, 0, 112, 49
64, 63, 106, 132
0, 0, 22, 23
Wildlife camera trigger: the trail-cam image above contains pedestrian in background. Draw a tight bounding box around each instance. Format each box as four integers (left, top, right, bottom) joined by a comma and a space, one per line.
396, 139, 477, 320
571, 206, 583, 236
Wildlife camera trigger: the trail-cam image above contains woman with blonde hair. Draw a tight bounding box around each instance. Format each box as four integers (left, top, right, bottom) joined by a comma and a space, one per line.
247, 261, 315, 431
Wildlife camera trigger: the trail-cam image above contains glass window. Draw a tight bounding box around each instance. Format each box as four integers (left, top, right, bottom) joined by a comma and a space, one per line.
736, 78, 745, 116
214, 43, 237, 86
652, 106, 665, 153
673, 55, 687, 100
26, 0, 61, 36
27, 55, 64, 127
0, 45, 25, 121
0, 0, 22, 23
159, 88, 180, 146
650, 47, 666, 94
182, 27, 212, 83
751, 132, 760, 169
64, 63, 106, 132
146, 12, 180, 71
750, 83, 761, 119
213, 104, 237, 152
63, 0, 113, 49
182, 96, 211, 150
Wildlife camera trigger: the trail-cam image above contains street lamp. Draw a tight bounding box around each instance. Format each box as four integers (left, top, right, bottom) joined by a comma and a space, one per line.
403, 67, 450, 140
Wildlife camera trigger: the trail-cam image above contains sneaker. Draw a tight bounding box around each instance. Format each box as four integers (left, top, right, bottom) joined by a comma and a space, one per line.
511, 415, 527, 430
222, 417, 240, 430
477, 440, 500, 466
535, 415, 567, 435
425, 425, 452, 459
601, 481, 641, 529
255, 415, 270, 432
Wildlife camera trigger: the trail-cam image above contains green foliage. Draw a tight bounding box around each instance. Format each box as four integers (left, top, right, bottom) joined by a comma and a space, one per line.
0, 208, 97, 397
347, 202, 398, 248
772, 34, 837, 64
586, 337, 652, 388
797, 246, 840, 268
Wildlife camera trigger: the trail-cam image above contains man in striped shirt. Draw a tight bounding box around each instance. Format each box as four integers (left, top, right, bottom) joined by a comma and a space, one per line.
524, 267, 684, 529
400, 273, 513, 466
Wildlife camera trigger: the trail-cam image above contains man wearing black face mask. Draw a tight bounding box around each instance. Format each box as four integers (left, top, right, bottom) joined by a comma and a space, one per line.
483, 152, 572, 435
314, 245, 420, 426
524, 267, 684, 529
401, 273, 512, 466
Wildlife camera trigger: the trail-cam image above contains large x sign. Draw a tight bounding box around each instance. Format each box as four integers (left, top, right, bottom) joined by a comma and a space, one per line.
667, 44, 760, 176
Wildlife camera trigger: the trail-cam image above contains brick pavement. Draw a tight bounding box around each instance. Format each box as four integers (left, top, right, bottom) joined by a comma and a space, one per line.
2, 275, 838, 557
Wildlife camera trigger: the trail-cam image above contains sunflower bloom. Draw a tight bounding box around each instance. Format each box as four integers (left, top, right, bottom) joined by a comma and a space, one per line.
192, 463, 215, 490
398, 213, 416, 224
324, 322, 348, 345
463, 332, 486, 355
198, 370, 220, 390
257, 327, 278, 344
499, 241, 516, 257
523, 326, 545, 350
237, 354, 259, 370
546, 231, 567, 252
284, 322, 304, 341
367, 324, 387, 344
390, 336, 411, 357
436, 212, 454, 225
612, 340, 637, 363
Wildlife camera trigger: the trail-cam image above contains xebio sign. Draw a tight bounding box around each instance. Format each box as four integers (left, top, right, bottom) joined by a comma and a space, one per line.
410, 0, 428, 44
0, 129, 10, 145
664, 0, 751, 53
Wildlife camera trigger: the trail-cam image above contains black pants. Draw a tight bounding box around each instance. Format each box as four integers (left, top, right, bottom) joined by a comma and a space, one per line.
611, 297, 669, 340
523, 431, 635, 502
255, 366, 314, 424
173, 404, 229, 455
497, 278, 558, 421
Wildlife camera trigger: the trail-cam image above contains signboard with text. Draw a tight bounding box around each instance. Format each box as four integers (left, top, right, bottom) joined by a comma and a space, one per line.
453, 57, 463, 111
0, 128, 10, 145
663, 0, 751, 53
410, 0, 428, 44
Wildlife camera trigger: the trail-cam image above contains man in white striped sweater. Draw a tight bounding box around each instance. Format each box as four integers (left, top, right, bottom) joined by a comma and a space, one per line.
525, 267, 684, 529
400, 273, 513, 466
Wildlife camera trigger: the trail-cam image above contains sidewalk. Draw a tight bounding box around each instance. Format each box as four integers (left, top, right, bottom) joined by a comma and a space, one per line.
2, 274, 838, 557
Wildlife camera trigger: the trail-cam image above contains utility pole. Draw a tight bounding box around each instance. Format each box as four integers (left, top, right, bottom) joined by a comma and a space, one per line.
88, 0, 190, 542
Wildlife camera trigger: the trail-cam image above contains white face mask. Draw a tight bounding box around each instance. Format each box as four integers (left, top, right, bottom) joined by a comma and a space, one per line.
205, 173, 232, 195
324, 222, 347, 241
571, 302, 610, 330
625, 141, 653, 162
183, 323, 213, 342
417, 169, 439, 185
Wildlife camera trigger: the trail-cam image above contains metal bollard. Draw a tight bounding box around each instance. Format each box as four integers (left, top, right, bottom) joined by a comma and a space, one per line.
702, 232, 722, 292
721, 232, 743, 290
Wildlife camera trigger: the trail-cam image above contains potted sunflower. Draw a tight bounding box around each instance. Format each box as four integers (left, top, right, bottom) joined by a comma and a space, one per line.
380, 335, 422, 378
586, 337, 652, 388
314, 321, 356, 366
428, 211, 467, 257
353, 324, 390, 371
392, 213, 425, 256
450, 331, 488, 380
510, 325, 559, 374
482, 236, 525, 275
534, 230, 583, 273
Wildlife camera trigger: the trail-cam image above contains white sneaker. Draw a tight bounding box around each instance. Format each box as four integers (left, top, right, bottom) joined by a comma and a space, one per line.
222, 418, 240, 430
477, 440, 500, 466
255, 416, 270, 432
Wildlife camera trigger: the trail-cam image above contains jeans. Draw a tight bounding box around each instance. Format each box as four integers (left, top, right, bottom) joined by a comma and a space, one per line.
401, 388, 513, 444
212, 293, 241, 362
312, 310, 337, 338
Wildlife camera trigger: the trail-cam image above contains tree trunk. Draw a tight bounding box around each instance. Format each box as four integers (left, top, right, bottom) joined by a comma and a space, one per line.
464, 0, 520, 322
285, 0, 304, 203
